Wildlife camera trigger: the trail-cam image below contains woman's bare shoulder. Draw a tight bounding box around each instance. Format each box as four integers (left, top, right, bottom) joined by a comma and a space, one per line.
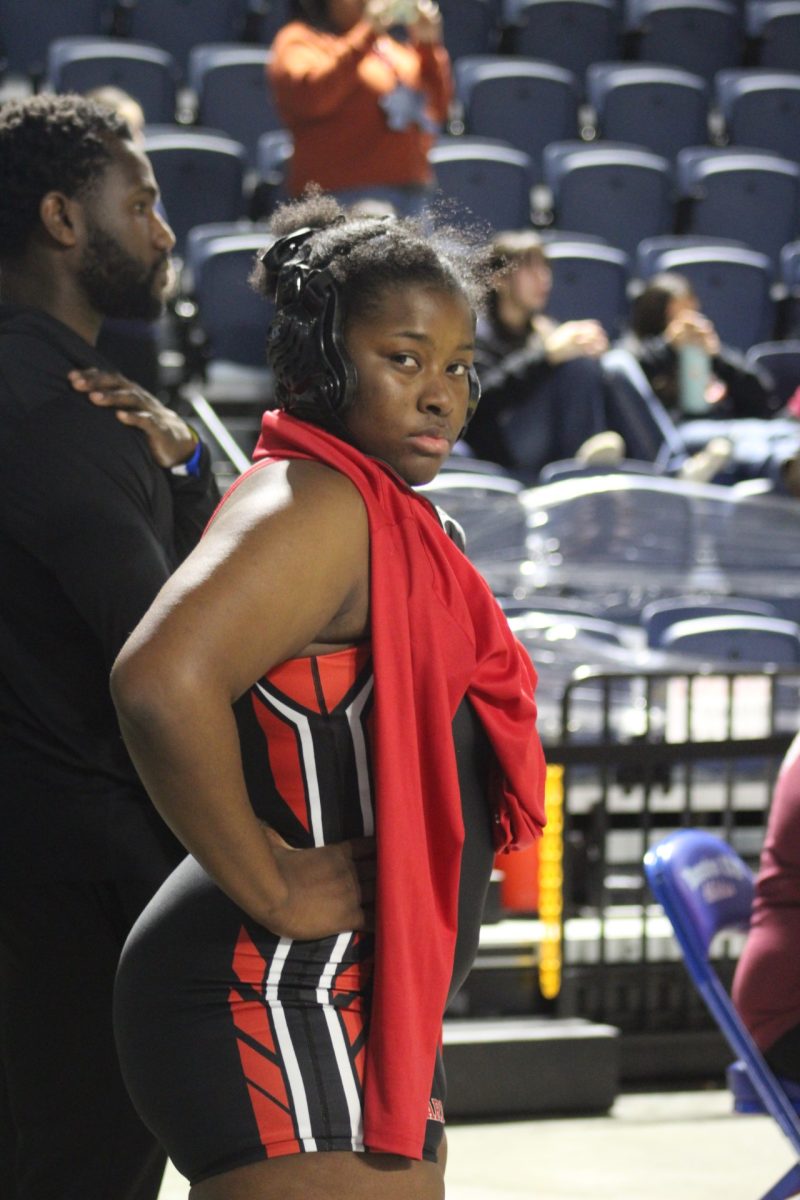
209, 457, 367, 538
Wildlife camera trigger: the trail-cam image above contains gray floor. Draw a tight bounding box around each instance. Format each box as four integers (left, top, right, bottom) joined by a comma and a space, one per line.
157, 1089, 795, 1199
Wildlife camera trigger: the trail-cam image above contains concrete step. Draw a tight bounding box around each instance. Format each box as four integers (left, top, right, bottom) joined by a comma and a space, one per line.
443, 1016, 620, 1119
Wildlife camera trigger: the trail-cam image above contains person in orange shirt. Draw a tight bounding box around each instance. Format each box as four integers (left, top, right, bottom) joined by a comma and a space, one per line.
269, 0, 452, 216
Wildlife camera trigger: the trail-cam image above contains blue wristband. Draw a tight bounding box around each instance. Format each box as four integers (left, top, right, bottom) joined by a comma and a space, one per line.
170, 436, 203, 478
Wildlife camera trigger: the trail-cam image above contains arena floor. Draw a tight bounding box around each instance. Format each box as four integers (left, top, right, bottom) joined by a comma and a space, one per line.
157, 1088, 795, 1200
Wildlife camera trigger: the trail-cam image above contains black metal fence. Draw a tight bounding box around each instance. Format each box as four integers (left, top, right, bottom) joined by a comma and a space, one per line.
543, 665, 800, 1039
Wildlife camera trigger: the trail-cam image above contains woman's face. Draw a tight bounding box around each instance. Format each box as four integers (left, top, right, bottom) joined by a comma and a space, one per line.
665, 292, 699, 325
326, 0, 367, 31
342, 283, 475, 486
504, 251, 552, 315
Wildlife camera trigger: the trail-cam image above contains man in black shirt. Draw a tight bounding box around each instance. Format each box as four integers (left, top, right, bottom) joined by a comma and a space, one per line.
0, 95, 219, 1199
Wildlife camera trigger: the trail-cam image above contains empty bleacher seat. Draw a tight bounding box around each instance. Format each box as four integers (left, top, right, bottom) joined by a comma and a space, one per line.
746, 0, 800, 70
437, 0, 502, 59
641, 594, 780, 646
123, 0, 252, 79
504, 0, 619, 89
189, 44, 284, 167
0, 0, 107, 80
587, 62, 710, 162
676, 146, 800, 271
635, 234, 752, 279
46, 38, 177, 124
781, 241, 800, 336
455, 57, 579, 185
745, 340, 800, 405
716, 69, 800, 165
544, 141, 673, 260
627, 0, 743, 84
429, 137, 533, 229
660, 613, 800, 663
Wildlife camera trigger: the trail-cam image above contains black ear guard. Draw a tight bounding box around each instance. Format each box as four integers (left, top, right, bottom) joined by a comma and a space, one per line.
260, 227, 481, 436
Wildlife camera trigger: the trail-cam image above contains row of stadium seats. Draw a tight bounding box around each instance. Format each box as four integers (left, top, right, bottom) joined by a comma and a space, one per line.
3, 0, 800, 82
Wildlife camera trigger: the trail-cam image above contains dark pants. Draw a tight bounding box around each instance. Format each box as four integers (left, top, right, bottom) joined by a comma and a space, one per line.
0, 882, 167, 1200
765, 1023, 800, 1085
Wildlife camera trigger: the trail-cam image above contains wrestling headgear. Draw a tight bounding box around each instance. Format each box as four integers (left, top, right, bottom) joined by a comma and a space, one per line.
260, 225, 481, 437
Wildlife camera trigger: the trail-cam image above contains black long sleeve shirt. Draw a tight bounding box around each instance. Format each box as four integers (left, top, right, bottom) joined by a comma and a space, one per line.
0, 306, 219, 880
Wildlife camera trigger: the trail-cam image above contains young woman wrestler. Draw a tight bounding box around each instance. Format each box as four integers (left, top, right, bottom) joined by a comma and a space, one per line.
111, 193, 546, 1200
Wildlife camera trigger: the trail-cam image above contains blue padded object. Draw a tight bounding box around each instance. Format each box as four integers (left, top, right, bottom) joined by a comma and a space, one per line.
189, 45, 284, 167
631, 0, 742, 84
457, 58, 579, 185
124, 0, 248, 78
506, 0, 619, 88
782, 242, 800, 338
646, 244, 775, 351
46, 38, 177, 125
716, 70, 800, 166
746, 341, 800, 405
543, 240, 630, 336
428, 138, 533, 229
660, 613, 800, 664
587, 62, 710, 163
143, 129, 247, 258
676, 146, 800, 272
437, 0, 501, 59
644, 831, 800, 1200
0, 0, 105, 79
190, 232, 275, 368
635, 234, 751, 279
641, 595, 780, 647
747, 1, 800, 71
544, 141, 672, 261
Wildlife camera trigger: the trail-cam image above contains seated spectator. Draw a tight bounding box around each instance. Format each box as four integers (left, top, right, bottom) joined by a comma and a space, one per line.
269, 0, 451, 218
621, 272, 779, 422
733, 730, 800, 1084
466, 230, 617, 480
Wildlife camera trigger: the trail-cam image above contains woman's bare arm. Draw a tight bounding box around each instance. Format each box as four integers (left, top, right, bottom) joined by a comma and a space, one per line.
111, 459, 373, 938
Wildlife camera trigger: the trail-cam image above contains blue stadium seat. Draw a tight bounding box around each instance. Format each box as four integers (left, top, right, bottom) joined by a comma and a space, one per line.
627, 0, 743, 84
188, 44, 284, 167
641, 594, 780, 646
782, 241, 800, 337
143, 128, 247, 258
641, 243, 775, 349
0, 0, 107, 79
455, 58, 579, 185
437, 0, 502, 58
189, 231, 274, 370
504, 0, 619, 88
635, 234, 751, 279
660, 613, 800, 663
46, 38, 177, 124
745, 340, 800, 404
542, 240, 630, 336
716, 69, 800, 165
676, 146, 800, 271
587, 62, 710, 162
428, 137, 533, 229
746, 1, 800, 71
123, 0, 251, 79
543, 141, 673, 260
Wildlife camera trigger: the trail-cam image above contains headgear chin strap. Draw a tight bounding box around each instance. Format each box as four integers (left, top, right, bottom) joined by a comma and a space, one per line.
261, 225, 482, 441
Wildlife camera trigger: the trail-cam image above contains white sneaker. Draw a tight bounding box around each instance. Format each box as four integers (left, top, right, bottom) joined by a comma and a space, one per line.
677, 436, 734, 483
574, 431, 626, 466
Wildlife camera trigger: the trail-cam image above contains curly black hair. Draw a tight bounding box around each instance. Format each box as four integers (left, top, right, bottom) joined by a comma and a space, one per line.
252, 190, 493, 326
0, 94, 130, 261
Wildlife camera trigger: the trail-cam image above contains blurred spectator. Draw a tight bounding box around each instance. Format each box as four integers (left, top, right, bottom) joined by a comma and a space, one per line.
621, 273, 779, 422
733, 730, 800, 1084
466, 230, 626, 479
269, 0, 451, 216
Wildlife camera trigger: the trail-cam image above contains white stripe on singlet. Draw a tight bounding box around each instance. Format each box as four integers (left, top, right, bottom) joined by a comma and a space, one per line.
345, 674, 375, 838
264, 938, 317, 1151
317, 932, 365, 1151
254, 683, 325, 846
